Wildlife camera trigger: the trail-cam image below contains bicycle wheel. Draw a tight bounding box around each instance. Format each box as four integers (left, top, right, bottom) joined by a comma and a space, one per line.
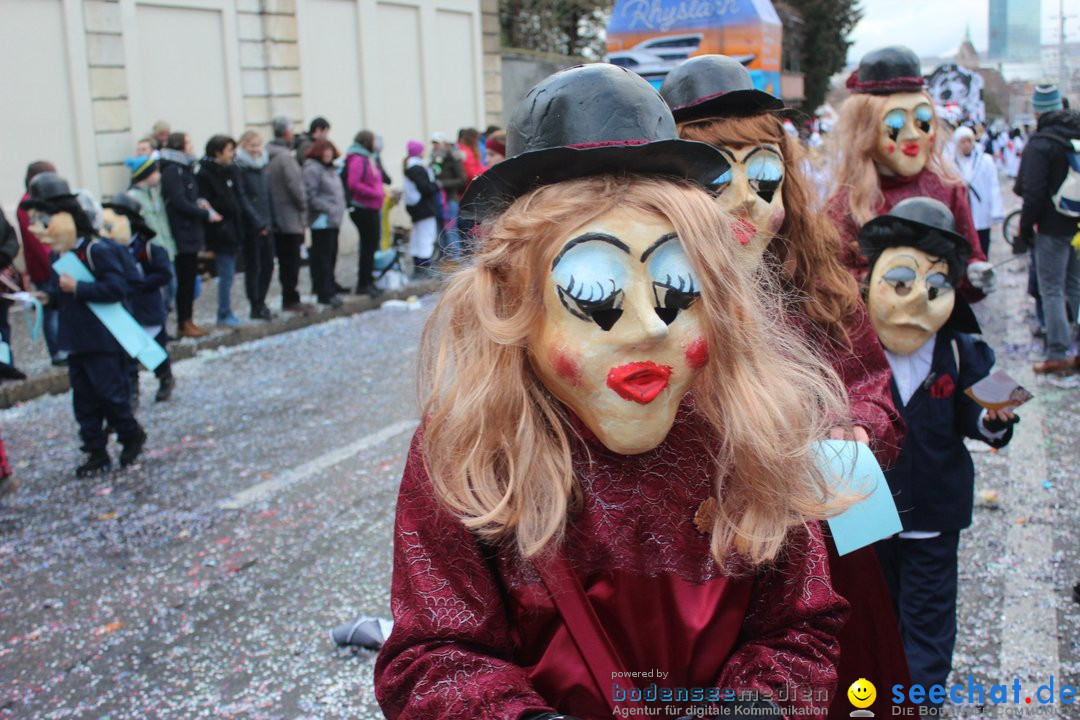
1002, 209, 1021, 247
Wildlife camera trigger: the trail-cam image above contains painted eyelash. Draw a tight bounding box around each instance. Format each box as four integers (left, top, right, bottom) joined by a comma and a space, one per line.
652, 274, 700, 325
561, 275, 620, 303
557, 276, 625, 330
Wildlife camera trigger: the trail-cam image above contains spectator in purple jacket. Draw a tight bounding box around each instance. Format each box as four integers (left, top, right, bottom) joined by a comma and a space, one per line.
344, 130, 386, 297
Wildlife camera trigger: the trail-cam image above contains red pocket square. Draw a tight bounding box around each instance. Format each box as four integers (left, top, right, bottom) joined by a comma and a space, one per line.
929, 374, 955, 399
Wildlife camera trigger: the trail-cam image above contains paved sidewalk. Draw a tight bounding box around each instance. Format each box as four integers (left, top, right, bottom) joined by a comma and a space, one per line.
0, 246, 436, 408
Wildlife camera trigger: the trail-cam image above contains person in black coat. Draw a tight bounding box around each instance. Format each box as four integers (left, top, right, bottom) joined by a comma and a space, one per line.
160, 132, 217, 338
860, 198, 1018, 706
103, 193, 175, 404
235, 130, 276, 320
21, 173, 145, 476
196, 135, 245, 327
1014, 85, 1080, 374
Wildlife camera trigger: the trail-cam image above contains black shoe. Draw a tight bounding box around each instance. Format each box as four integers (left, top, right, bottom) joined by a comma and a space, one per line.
333, 282, 349, 294
119, 428, 147, 467
155, 376, 175, 402
319, 296, 344, 310
355, 284, 384, 298
0, 474, 19, 499
250, 304, 275, 321
0, 363, 27, 381
76, 450, 112, 477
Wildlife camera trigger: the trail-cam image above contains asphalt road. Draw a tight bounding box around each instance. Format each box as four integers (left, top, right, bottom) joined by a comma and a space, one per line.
1, 215, 1078, 719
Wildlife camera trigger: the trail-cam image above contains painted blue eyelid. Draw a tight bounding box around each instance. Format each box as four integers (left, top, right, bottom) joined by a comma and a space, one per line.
746, 156, 783, 182
552, 241, 629, 301
647, 240, 700, 292
711, 169, 732, 185
884, 110, 906, 129
914, 105, 933, 122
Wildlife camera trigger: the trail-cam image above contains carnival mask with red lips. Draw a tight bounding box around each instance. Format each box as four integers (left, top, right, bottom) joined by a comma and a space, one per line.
529, 207, 709, 455
874, 92, 935, 177
709, 144, 785, 262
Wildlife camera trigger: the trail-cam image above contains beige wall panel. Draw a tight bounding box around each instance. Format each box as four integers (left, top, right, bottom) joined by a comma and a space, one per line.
133, 4, 231, 150
0, 0, 80, 207
371, 3, 425, 171
298, 0, 363, 140
431, 9, 480, 139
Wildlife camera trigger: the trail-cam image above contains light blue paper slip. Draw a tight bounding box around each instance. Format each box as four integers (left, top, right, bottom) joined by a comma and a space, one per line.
813, 439, 902, 555
53, 252, 167, 371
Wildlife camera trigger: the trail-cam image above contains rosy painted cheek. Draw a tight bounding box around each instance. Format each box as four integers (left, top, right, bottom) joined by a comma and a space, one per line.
768, 206, 786, 234
886, 142, 896, 154
732, 217, 755, 246
551, 349, 582, 387
686, 337, 709, 370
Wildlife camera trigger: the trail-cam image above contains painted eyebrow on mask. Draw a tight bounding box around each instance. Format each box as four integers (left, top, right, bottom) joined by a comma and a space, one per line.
551, 232, 629, 269
640, 232, 679, 262
716, 145, 783, 162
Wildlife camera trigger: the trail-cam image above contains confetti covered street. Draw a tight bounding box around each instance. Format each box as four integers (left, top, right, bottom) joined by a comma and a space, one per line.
0, 242, 1079, 718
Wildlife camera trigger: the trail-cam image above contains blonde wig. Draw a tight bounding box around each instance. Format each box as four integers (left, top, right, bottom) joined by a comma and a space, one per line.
678, 114, 860, 346
419, 175, 852, 566
829, 93, 961, 228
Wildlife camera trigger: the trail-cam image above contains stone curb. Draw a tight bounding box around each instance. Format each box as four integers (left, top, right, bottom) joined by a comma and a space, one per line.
0, 279, 442, 410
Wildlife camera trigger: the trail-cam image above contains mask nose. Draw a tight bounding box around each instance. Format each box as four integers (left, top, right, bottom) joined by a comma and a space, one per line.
618, 283, 669, 347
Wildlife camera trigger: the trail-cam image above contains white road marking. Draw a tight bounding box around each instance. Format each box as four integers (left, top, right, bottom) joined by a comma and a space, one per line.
218, 418, 418, 510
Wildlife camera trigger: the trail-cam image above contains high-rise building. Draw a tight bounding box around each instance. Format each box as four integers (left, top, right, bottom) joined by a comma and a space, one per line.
989, 0, 1043, 61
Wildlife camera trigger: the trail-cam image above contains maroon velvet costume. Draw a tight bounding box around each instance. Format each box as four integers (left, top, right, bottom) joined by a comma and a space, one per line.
375, 406, 849, 719
802, 305, 903, 469
827, 170, 987, 303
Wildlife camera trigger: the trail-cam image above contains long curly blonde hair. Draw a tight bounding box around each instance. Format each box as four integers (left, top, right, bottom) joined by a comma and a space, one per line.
829, 92, 961, 227
419, 175, 852, 565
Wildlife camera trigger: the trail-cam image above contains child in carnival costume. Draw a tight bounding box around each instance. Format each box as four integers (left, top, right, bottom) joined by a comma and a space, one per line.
861, 197, 1017, 704
660, 54, 912, 719
21, 173, 146, 476
374, 64, 858, 720
101, 193, 175, 403
827, 46, 995, 301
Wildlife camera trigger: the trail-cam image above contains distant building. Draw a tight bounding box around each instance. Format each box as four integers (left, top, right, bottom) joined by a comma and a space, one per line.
988, 0, 1042, 62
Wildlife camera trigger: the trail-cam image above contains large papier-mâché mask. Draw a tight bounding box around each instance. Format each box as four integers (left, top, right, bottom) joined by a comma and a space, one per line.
874, 92, 935, 177
868, 245, 954, 355
100, 209, 133, 246
710, 144, 785, 261
530, 207, 709, 455
29, 209, 77, 254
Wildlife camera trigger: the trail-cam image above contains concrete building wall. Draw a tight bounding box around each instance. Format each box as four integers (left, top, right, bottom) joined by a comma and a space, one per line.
0, 0, 490, 218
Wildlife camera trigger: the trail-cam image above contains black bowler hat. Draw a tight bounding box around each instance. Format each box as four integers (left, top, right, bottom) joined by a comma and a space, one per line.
846, 46, 925, 95
103, 192, 143, 218
103, 192, 156, 240
659, 55, 784, 123
459, 63, 730, 223
20, 172, 76, 211
859, 197, 978, 333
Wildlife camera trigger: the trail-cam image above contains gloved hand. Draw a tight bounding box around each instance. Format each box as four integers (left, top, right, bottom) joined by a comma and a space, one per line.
1013, 231, 1033, 255
967, 260, 996, 292
983, 412, 1020, 433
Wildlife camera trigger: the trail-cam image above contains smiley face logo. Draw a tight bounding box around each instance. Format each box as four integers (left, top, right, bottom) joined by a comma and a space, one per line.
848, 678, 876, 709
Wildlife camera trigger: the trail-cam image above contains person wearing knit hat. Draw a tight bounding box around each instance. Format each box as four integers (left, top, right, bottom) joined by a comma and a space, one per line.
952, 125, 1002, 257
401, 140, 439, 276
126, 153, 178, 314
1016, 83, 1080, 374
1032, 83, 1063, 115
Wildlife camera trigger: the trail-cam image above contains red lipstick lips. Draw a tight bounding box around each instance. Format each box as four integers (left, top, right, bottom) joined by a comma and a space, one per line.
901, 142, 921, 157
607, 361, 672, 404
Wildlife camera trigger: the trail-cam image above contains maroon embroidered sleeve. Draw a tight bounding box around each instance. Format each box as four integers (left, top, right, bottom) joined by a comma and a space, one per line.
373, 432, 552, 720
717, 522, 849, 715
826, 305, 905, 468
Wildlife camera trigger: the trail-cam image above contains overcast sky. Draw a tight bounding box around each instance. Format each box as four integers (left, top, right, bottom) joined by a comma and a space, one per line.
846, 0, 1079, 66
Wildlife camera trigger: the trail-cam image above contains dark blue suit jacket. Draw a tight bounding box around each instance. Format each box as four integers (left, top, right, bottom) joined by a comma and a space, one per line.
885, 328, 1013, 532
54, 237, 130, 355
126, 236, 170, 327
